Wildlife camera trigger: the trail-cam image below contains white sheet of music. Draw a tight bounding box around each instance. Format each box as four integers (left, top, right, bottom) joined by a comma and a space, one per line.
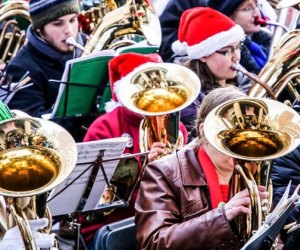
48, 137, 128, 217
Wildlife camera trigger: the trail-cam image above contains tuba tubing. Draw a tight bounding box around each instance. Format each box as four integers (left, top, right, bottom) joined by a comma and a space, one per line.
232, 63, 277, 100
203, 97, 300, 246
0, 117, 77, 250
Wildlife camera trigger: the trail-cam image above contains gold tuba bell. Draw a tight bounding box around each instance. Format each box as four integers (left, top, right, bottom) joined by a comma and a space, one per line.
118, 62, 201, 153
248, 29, 300, 106
0, 117, 77, 250
203, 97, 300, 246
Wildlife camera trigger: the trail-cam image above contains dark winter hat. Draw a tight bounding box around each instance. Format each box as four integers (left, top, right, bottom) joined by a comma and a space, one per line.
29, 0, 80, 29
207, 0, 244, 16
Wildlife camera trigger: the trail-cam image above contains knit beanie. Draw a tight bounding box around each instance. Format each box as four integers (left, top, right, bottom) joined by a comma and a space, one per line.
172, 7, 245, 60
29, 0, 80, 29
207, 0, 244, 16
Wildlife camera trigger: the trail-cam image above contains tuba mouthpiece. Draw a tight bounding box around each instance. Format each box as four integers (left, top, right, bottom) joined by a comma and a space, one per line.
254, 16, 289, 32
232, 63, 247, 74
254, 16, 268, 26
66, 37, 86, 52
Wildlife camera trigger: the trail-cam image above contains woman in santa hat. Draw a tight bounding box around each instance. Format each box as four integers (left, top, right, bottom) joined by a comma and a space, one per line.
171, 7, 252, 140
81, 52, 189, 247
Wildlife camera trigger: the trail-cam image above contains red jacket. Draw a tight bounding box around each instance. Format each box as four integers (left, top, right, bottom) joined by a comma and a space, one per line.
82, 106, 188, 242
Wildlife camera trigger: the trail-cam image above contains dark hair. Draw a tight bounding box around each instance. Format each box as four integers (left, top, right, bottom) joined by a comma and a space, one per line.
184, 59, 220, 95
195, 86, 246, 138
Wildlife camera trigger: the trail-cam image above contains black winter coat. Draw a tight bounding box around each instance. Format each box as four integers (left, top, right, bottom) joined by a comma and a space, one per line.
271, 99, 300, 249
5, 27, 86, 117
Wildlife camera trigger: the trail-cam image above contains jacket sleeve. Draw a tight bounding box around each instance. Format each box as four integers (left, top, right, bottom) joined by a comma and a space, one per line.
135, 159, 237, 250
6, 65, 53, 117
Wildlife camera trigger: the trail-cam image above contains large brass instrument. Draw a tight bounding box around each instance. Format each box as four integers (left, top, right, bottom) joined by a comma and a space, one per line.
70, 0, 161, 53
118, 62, 201, 153
248, 29, 300, 106
0, 0, 30, 64
0, 117, 77, 249
204, 97, 300, 246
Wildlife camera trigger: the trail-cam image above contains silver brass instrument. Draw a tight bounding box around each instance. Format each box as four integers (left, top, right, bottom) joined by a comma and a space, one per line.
69, 0, 161, 54
266, 0, 300, 57
0, 117, 77, 249
118, 62, 201, 153
204, 97, 300, 246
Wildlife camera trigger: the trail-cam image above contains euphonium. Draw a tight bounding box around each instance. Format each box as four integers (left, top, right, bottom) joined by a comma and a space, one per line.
118, 63, 201, 153
203, 97, 300, 246
247, 29, 300, 106
69, 0, 161, 53
0, 117, 77, 250
0, 0, 31, 64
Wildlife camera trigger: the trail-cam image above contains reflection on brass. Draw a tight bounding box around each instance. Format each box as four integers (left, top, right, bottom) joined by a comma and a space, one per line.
204, 97, 300, 247
0, 117, 77, 250
0, 147, 59, 192
219, 130, 282, 157
248, 30, 300, 105
80, 0, 161, 54
134, 87, 188, 112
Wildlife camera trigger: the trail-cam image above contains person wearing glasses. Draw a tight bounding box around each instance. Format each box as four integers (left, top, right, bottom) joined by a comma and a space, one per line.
208, 0, 272, 75
171, 7, 252, 140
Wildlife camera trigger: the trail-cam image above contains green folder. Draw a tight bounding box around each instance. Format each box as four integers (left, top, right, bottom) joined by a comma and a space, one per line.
52, 53, 114, 118
52, 45, 159, 118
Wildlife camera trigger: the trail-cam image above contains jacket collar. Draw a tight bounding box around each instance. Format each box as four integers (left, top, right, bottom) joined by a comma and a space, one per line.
27, 26, 84, 67
176, 140, 207, 187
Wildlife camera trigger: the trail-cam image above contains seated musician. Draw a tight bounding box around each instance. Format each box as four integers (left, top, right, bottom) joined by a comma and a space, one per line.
81, 52, 188, 246
135, 86, 269, 250
3, 0, 89, 141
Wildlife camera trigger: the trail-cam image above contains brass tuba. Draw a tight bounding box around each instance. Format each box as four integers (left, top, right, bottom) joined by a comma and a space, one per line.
69, 0, 161, 53
203, 97, 300, 246
0, 117, 77, 249
0, 0, 31, 64
118, 62, 201, 153
247, 29, 300, 106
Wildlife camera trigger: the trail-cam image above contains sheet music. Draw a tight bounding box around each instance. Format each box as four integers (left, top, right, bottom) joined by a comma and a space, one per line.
48, 137, 128, 216
241, 182, 300, 249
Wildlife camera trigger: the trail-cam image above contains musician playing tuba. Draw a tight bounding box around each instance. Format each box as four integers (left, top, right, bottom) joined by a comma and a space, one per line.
81, 52, 191, 245
136, 85, 299, 250
171, 7, 251, 140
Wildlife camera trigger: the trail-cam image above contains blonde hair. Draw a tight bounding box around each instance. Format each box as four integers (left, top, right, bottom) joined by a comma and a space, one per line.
195, 86, 246, 138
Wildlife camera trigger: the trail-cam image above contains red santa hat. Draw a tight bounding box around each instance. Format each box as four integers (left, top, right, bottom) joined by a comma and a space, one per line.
105, 52, 163, 112
172, 7, 245, 60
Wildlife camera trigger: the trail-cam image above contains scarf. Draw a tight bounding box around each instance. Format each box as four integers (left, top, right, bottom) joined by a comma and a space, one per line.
198, 147, 229, 208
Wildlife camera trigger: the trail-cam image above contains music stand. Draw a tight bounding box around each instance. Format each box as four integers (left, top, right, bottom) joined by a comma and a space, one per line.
241, 183, 300, 250
47, 138, 145, 249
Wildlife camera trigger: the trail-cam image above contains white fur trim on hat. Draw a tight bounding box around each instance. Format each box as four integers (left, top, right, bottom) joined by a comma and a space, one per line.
104, 99, 122, 113
173, 25, 245, 60
104, 62, 158, 112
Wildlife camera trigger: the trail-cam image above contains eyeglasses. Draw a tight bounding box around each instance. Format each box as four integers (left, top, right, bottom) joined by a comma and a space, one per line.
236, 3, 260, 13
215, 43, 244, 57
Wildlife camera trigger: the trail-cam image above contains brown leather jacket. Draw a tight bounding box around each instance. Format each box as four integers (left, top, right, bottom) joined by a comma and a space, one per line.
135, 141, 239, 250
